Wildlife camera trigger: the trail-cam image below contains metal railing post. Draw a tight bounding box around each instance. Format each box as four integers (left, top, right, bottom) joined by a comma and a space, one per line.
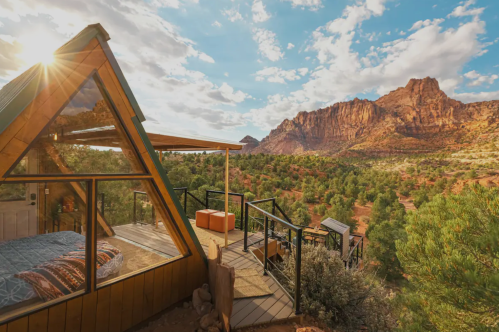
240, 195, 244, 230
100, 193, 105, 217
183, 188, 187, 214
263, 215, 269, 275
244, 202, 249, 252
295, 227, 302, 315
205, 191, 209, 209
133, 191, 137, 224
271, 198, 276, 236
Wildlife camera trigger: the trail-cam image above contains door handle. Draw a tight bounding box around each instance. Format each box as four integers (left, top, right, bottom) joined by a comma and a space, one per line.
30, 202, 36, 206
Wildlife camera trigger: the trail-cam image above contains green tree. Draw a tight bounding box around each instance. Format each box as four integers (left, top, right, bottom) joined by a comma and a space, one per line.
396, 186, 499, 331
358, 191, 367, 206
366, 219, 405, 281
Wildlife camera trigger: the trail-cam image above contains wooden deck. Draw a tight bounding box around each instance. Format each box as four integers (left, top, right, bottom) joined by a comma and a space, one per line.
111, 223, 297, 329
209, 233, 297, 329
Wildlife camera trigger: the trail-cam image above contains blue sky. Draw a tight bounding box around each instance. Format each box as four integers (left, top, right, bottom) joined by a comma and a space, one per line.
0, 0, 498, 142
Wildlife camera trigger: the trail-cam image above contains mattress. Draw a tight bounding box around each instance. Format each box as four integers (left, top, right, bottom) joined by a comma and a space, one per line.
0, 231, 122, 310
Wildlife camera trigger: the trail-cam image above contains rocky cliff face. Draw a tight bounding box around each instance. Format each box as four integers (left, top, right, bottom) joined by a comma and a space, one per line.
245, 77, 499, 156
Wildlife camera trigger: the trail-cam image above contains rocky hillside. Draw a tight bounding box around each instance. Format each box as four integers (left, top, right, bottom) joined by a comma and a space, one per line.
244, 77, 499, 156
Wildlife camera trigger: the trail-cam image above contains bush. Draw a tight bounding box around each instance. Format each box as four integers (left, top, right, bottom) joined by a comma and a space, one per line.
280, 245, 396, 331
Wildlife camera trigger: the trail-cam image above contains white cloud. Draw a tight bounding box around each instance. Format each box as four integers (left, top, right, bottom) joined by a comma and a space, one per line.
224, 72, 229, 77
287, 43, 295, 50
252, 0, 271, 23
448, 0, 484, 18
282, 0, 322, 11
463, 70, 498, 86
198, 52, 215, 63
0, 0, 250, 131
255, 67, 305, 83
386, 31, 391, 35
212, 20, 222, 27
451, 90, 499, 103
298, 68, 309, 76
252, 28, 284, 62
399, 30, 406, 35
222, 7, 243, 22
248, 0, 493, 130
410, 18, 445, 31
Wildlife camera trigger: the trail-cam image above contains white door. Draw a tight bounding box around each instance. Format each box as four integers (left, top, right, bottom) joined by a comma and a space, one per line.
0, 151, 39, 241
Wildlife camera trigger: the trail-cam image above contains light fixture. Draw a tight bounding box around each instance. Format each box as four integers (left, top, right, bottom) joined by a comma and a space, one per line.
53, 132, 58, 141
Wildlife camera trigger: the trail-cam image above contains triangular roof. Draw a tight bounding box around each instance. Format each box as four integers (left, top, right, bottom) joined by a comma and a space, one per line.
0, 23, 208, 264
0, 24, 146, 136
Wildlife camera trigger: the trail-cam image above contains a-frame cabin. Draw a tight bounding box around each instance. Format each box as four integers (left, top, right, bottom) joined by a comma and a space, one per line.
0, 24, 222, 331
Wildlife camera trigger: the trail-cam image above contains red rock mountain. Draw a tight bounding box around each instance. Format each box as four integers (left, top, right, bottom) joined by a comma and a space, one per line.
244, 77, 499, 156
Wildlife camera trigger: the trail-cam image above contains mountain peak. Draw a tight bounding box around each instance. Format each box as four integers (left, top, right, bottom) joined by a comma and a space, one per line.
242, 77, 499, 156
376, 77, 450, 109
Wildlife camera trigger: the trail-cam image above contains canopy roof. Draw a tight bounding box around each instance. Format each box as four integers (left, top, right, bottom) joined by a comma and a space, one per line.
321, 217, 350, 235
144, 123, 243, 151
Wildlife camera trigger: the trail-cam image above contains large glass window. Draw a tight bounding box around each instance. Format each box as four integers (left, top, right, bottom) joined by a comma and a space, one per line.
0, 181, 89, 320
95, 180, 183, 286
8, 76, 146, 176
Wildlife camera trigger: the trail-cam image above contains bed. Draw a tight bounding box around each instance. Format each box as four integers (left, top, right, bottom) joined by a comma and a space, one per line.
0, 231, 123, 311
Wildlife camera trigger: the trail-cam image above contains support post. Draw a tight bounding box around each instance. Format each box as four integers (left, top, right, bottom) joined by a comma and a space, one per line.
205, 190, 209, 210
243, 203, 249, 252
225, 148, 229, 249
158, 150, 162, 163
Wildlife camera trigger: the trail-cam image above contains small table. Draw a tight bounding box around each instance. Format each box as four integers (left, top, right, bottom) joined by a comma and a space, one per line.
303, 228, 329, 246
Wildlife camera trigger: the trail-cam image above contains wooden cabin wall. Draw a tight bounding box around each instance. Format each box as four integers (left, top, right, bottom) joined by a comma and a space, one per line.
0, 35, 209, 331
0, 254, 207, 332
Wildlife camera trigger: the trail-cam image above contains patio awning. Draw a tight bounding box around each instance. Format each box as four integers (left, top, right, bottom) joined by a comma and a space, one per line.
143, 123, 244, 151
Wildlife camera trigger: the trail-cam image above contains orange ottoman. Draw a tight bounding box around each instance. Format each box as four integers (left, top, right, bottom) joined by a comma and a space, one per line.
196, 209, 218, 229
209, 212, 235, 233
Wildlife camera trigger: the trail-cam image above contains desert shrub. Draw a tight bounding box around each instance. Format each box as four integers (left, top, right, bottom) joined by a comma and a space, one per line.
359, 215, 370, 224
280, 245, 396, 331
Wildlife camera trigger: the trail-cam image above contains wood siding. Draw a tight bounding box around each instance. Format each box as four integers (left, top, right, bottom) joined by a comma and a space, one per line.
0, 256, 207, 332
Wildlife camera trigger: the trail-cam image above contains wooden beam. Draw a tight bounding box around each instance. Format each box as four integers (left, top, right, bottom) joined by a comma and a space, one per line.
225, 148, 229, 249
43, 143, 114, 237
147, 133, 242, 151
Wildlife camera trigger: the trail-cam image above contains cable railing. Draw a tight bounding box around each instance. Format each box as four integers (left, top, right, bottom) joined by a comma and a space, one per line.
244, 198, 302, 315
205, 190, 244, 230
172, 187, 208, 219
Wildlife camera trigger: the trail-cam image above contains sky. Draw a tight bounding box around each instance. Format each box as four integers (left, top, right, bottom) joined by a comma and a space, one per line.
0, 0, 498, 142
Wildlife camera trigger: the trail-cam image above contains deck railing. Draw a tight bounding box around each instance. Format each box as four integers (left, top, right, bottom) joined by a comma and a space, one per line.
244, 198, 302, 315
204, 190, 245, 230
345, 234, 364, 269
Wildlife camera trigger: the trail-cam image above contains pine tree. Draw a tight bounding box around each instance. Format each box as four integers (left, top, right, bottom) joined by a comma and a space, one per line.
396, 185, 499, 331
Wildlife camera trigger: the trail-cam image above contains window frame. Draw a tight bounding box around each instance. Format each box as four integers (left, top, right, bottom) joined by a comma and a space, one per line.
0, 71, 191, 325
0, 174, 191, 325
3, 72, 151, 179
0, 179, 93, 324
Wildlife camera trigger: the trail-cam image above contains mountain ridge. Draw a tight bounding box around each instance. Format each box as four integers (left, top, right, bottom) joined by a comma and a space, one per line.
241, 77, 499, 156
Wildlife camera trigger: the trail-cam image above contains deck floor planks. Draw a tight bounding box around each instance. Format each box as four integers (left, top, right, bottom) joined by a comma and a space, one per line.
107, 225, 294, 329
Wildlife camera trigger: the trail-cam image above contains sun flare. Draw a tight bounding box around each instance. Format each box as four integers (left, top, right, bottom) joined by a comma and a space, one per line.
18, 32, 59, 66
